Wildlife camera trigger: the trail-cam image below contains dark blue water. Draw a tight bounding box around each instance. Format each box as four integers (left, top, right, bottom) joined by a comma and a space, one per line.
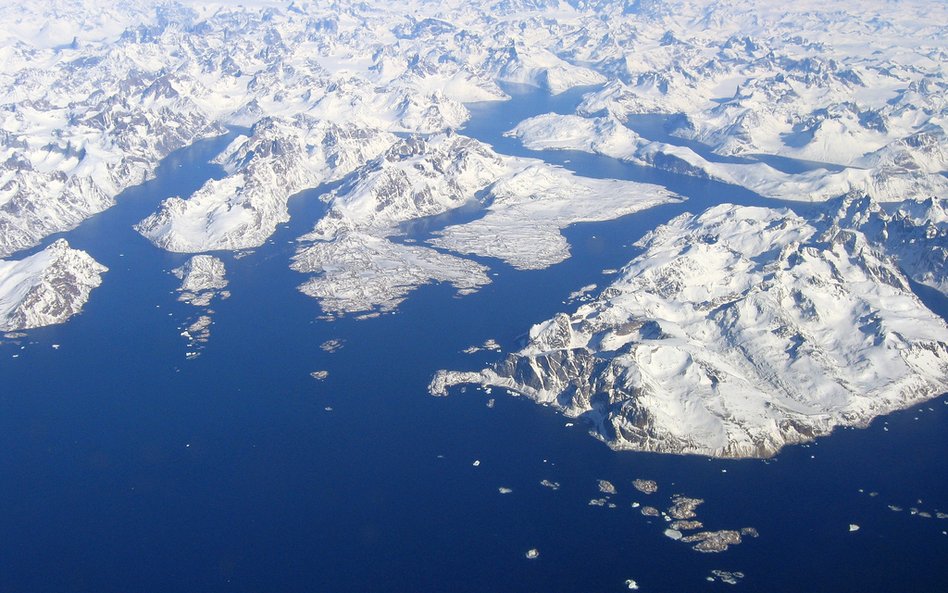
1, 85, 945, 593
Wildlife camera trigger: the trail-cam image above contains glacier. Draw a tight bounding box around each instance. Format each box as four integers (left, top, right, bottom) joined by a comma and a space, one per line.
430, 165, 683, 270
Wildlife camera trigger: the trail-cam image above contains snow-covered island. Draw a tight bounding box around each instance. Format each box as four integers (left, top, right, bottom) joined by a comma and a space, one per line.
289, 132, 682, 316
171, 255, 229, 349
172, 254, 228, 305
431, 199, 948, 458
0, 239, 107, 331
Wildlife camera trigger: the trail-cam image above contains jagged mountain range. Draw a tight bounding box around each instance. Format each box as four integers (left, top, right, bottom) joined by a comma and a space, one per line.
1, 0, 945, 258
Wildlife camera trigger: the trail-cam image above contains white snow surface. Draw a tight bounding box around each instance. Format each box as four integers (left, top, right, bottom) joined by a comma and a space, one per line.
431, 165, 682, 269
0, 239, 107, 331
3, 0, 945, 257
291, 232, 490, 317
431, 203, 948, 458
508, 113, 948, 203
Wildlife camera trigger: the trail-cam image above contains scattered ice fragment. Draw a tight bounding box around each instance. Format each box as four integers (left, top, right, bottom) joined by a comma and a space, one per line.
888, 505, 903, 512
498, 487, 513, 494
540, 480, 560, 490
482, 339, 501, 351
624, 579, 639, 590
640, 506, 660, 517
849, 524, 860, 532
710, 570, 745, 585
525, 549, 539, 559
631, 502, 640, 509
310, 370, 329, 381
51, 344, 60, 350
486, 398, 495, 408
324, 406, 333, 411
320, 339, 344, 353
472, 460, 480, 467
589, 498, 608, 507
664, 529, 683, 540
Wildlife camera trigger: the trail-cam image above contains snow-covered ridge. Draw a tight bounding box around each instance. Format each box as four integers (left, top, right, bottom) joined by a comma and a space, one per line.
507, 113, 948, 203
826, 194, 948, 297
305, 132, 511, 241
136, 116, 396, 252
0, 239, 107, 331
1, 0, 608, 256
431, 202, 948, 458
570, 1, 947, 177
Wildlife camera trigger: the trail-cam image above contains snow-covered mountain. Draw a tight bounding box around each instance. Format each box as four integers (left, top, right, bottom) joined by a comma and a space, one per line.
3, 0, 944, 260
825, 194, 948, 297
431, 203, 948, 458
508, 113, 948, 202
305, 132, 511, 241
136, 116, 396, 252
0, 239, 107, 331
